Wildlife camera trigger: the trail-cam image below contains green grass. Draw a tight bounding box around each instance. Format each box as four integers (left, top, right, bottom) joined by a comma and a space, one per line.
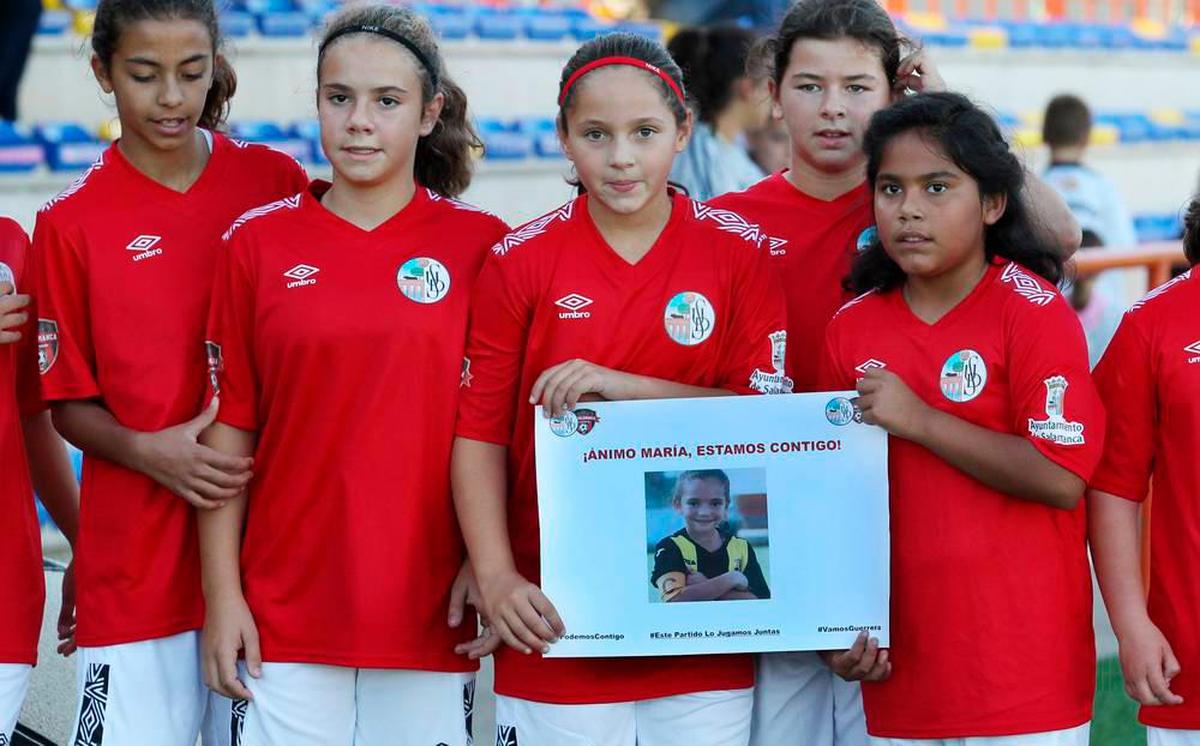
1092, 656, 1146, 746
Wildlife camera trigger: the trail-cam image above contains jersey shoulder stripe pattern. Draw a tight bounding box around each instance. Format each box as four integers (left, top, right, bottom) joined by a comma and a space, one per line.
40, 151, 108, 212
690, 201, 765, 248
1129, 268, 1192, 312
424, 188, 501, 219
491, 201, 575, 256
999, 262, 1057, 307
832, 289, 876, 318
221, 194, 303, 241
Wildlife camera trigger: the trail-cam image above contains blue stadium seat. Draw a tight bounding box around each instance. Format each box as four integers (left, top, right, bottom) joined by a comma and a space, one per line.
476, 13, 523, 41
258, 11, 312, 37
517, 117, 562, 159
230, 122, 313, 164
36, 10, 72, 35
289, 120, 328, 166
35, 123, 105, 172
524, 14, 572, 41
0, 122, 44, 173
479, 119, 533, 160
1133, 213, 1182, 242
219, 11, 256, 38
571, 17, 611, 41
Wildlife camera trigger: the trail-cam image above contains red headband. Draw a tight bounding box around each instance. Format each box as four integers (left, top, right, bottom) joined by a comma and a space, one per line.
558, 55, 685, 107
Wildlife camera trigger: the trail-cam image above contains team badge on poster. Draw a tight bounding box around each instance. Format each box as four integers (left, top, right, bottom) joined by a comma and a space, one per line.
397, 257, 451, 304
663, 291, 715, 346
37, 319, 59, 374
939, 349, 987, 402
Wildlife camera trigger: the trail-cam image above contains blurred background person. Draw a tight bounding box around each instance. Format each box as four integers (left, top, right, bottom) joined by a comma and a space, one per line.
0, 0, 42, 122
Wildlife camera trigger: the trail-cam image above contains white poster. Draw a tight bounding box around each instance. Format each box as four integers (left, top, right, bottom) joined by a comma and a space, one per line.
535, 392, 890, 657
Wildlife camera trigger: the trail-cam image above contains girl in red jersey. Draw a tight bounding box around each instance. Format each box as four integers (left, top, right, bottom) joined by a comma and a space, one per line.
30, 0, 307, 742
819, 92, 1105, 745
198, 6, 507, 744
453, 32, 789, 746
0, 217, 80, 743
708, 4, 1083, 744
1088, 202, 1200, 746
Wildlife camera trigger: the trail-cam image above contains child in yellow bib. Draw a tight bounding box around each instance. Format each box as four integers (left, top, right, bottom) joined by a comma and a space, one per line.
650, 469, 771, 602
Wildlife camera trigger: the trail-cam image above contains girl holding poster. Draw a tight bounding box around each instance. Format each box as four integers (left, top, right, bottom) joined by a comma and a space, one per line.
453, 32, 788, 745
819, 92, 1104, 745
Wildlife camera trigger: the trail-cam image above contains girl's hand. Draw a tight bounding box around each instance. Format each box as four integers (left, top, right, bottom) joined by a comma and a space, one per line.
449, 560, 501, 660
893, 48, 946, 98
132, 398, 254, 509
1118, 618, 1184, 706
56, 562, 77, 657
0, 283, 30, 344
478, 568, 565, 655
202, 591, 262, 700
855, 369, 932, 442
820, 631, 892, 682
723, 571, 750, 591
529, 359, 639, 417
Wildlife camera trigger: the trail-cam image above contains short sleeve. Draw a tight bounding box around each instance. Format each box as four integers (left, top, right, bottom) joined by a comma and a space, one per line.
720, 242, 791, 395
816, 318, 855, 392
650, 537, 687, 601
205, 238, 259, 431
1089, 313, 1154, 502
1006, 297, 1106, 483
744, 545, 771, 599
31, 211, 100, 400
454, 251, 534, 445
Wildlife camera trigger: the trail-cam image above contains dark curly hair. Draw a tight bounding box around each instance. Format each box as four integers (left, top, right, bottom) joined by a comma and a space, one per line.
848, 92, 1065, 294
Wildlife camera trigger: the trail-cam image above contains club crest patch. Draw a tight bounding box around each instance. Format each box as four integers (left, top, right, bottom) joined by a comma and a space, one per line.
855, 225, 878, 253
749, 330, 794, 394
664, 291, 715, 346
37, 319, 59, 374
205, 341, 223, 395
939, 349, 987, 403
397, 257, 450, 304
1028, 375, 1086, 445
0, 261, 14, 291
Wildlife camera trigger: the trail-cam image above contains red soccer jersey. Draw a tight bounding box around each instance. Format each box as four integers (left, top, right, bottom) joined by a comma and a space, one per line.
1091, 268, 1200, 730
0, 218, 45, 665
206, 182, 508, 669
820, 261, 1105, 738
456, 192, 789, 704
32, 134, 307, 647
710, 172, 873, 393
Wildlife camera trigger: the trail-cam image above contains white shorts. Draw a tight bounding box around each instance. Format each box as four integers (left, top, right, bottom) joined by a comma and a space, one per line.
69, 630, 208, 746
869, 723, 1090, 746
0, 663, 33, 745
233, 662, 474, 746
1149, 727, 1200, 746
751, 652, 866, 746
495, 688, 753, 746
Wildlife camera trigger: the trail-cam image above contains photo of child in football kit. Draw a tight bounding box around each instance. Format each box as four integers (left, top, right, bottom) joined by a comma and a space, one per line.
819, 92, 1104, 745
648, 469, 771, 603
29, 0, 308, 742
198, 4, 506, 745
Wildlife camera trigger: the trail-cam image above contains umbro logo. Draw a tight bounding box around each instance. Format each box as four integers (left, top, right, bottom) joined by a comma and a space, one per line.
284, 264, 319, 288
555, 293, 593, 319
1186, 340, 1200, 364
855, 359, 886, 374
126, 234, 163, 262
